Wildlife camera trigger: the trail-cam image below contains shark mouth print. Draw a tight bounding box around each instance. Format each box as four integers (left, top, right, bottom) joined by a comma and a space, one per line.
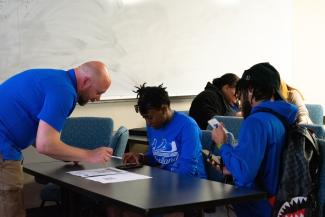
277, 196, 308, 217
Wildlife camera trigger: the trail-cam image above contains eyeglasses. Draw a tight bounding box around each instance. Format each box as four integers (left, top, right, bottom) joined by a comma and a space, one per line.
134, 104, 139, 113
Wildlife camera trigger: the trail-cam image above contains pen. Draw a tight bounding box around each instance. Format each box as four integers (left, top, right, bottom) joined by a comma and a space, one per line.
111, 155, 122, 159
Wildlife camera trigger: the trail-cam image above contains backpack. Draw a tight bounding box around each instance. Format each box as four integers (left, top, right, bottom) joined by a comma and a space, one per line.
257, 108, 320, 217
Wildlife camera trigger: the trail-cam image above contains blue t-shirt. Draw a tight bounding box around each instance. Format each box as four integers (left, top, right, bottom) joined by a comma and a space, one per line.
145, 111, 206, 178
0, 69, 77, 160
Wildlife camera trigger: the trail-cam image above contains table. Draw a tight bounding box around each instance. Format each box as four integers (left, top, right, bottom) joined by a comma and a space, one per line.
23, 159, 266, 217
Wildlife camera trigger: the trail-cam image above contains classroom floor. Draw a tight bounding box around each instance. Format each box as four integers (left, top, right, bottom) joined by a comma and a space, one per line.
26, 206, 61, 217
26, 206, 106, 217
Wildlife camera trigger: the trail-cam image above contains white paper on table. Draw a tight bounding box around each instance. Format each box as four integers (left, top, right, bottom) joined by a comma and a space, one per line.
86, 172, 152, 184
67, 167, 126, 178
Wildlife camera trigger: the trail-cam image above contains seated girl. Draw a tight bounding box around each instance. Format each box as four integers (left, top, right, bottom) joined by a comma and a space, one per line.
189, 73, 240, 129
280, 80, 313, 124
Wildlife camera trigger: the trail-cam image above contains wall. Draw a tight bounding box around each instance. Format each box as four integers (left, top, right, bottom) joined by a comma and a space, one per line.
70, 97, 193, 130
293, 0, 325, 107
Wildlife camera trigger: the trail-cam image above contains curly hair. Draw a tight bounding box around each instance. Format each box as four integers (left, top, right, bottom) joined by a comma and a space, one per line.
133, 83, 170, 114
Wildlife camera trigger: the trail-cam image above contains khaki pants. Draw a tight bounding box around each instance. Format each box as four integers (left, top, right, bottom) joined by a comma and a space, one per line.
0, 155, 25, 217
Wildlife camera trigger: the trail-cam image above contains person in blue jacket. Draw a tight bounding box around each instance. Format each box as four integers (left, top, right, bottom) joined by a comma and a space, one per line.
211, 63, 298, 217
124, 83, 206, 179
0, 61, 113, 217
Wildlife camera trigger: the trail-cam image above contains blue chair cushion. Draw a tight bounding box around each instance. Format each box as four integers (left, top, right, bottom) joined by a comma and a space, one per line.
306, 104, 324, 125
208, 115, 243, 139
60, 117, 113, 149
110, 126, 129, 157
40, 183, 61, 203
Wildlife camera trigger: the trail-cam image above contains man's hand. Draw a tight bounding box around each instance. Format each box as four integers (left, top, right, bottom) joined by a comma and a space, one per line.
87, 147, 113, 163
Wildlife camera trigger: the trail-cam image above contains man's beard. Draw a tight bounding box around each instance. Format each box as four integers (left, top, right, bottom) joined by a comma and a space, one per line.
78, 96, 88, 106
241, 99, 252, 119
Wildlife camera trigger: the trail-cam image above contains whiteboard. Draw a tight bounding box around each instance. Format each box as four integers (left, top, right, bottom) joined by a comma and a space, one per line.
0, 0, 293, 100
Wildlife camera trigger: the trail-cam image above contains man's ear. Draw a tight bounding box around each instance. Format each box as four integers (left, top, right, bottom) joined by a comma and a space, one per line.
81, 76, 91, 89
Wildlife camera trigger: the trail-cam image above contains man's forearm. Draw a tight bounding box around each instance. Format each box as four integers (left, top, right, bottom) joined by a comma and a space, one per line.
36, 140, 90, 162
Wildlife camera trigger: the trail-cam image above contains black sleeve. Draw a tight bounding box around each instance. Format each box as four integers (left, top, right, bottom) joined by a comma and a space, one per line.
189, 91, 225, 129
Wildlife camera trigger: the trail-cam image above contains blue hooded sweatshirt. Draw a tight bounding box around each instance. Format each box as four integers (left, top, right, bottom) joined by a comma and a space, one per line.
219, 100, 298, 217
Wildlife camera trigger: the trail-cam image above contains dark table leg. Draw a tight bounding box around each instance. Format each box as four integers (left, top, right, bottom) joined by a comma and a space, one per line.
61, 187, 80, 217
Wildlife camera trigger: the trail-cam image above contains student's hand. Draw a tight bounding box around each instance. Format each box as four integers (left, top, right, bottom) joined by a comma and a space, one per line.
206, 155, 222, 170
87, 147, 113, 163
206, 156, 231, 175
123, 153, 142, 165
211, 123, 227, 146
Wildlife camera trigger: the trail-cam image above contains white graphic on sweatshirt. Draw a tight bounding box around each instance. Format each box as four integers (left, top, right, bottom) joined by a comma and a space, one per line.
152, 138, 179, 164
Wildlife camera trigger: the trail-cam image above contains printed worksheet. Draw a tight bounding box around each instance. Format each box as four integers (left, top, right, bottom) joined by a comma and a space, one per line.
67, 167, 151, 184
67, 167, 125, 178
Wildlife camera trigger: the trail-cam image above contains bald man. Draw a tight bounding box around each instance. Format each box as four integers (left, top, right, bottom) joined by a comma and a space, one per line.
0, 61, 112, 217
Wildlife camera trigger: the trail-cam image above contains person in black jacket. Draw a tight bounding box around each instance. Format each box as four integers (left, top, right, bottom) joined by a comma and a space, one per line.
189, 73, 240, 129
